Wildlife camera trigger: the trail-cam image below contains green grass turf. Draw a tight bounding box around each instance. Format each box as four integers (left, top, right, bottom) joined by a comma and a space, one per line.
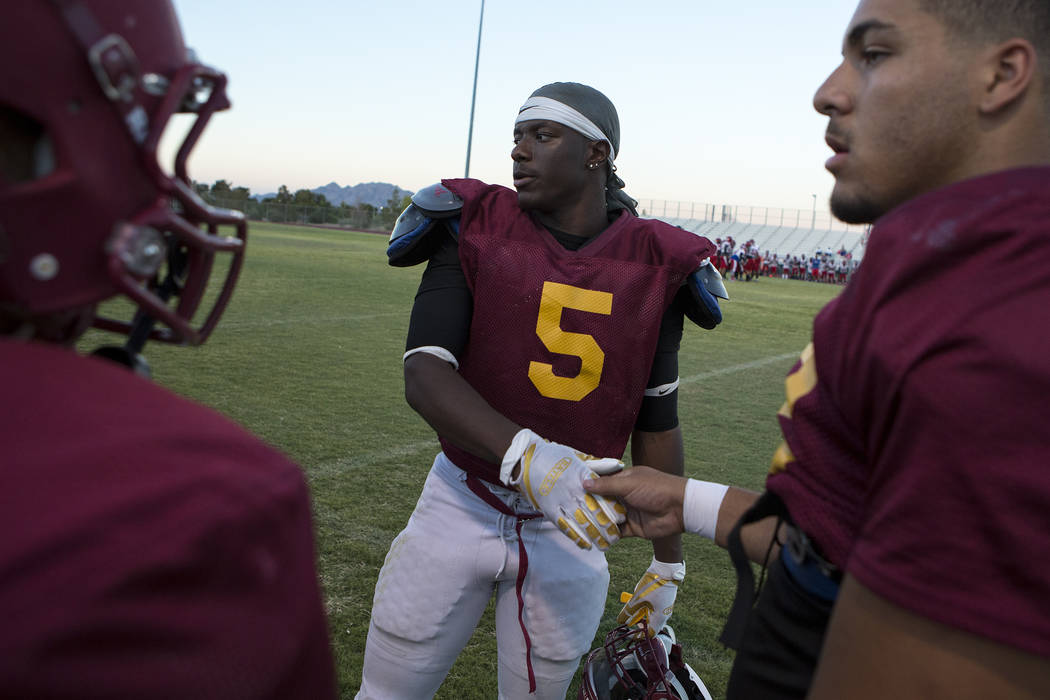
79, 221, 842, 699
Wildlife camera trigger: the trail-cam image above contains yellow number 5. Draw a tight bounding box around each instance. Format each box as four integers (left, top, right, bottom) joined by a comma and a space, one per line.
528, 281, 613, 401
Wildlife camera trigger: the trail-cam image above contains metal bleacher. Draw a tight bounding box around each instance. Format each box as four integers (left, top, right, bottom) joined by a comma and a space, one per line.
642, 201, 869, 261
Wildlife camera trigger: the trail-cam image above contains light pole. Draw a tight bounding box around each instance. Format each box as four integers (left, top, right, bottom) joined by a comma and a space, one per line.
811, 193, 817, 229
464, 0, 485, 177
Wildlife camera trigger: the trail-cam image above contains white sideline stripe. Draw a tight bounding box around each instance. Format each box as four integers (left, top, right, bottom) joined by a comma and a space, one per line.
307, 353, 801, 474
680, 351, 799, 386
221, 312, 402, 329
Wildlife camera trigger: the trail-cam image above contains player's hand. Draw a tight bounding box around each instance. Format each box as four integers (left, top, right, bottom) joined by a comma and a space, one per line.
618, 558, 685, 636
502, 429, 626, 551
583, 466, 687, 540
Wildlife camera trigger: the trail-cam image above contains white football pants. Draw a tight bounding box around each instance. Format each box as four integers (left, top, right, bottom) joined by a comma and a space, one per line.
356, 452, 609, 699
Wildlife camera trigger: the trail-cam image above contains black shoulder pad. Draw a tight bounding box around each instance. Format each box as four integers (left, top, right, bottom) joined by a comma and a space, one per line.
412, 182, 463, 218
387, 200, 460, 267
681, 260, 728, 330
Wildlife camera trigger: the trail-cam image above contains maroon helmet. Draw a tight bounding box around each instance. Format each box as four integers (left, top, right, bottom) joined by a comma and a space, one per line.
0, 0, 245, 351
579, 621, 713, 700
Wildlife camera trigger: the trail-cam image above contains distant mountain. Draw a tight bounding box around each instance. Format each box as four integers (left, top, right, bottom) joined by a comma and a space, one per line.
314, 181, 414, 208
253, 182, 413, 208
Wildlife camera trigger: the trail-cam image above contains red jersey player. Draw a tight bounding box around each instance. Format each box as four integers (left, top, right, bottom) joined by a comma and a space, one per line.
587, 1, 1050, 698
0, 3, 336, 697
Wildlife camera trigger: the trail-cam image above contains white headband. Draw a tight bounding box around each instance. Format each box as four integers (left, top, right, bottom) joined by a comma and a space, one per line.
515, 96, 617, 163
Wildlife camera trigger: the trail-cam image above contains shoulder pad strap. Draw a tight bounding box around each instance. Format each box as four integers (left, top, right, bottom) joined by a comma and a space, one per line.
412, 182, 463, 218
682, 260, 728, 330
387, 202, 459, 267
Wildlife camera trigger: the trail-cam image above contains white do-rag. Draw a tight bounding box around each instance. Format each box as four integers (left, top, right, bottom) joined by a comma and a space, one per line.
515, 95, 617, 164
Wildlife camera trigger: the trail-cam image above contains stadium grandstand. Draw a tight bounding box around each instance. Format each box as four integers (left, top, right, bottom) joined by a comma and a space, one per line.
638, 199, 870, 262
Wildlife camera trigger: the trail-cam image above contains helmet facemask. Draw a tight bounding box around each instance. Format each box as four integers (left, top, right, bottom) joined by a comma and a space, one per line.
0, 1, 245, 365
579, 621, 712, 700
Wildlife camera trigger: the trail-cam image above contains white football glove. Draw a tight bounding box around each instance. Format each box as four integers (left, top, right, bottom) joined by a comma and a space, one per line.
500, 428, 626, 551
618, 558, 686, 636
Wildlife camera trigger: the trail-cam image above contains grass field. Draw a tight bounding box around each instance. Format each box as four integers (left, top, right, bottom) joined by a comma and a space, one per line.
79, 221, 843, 699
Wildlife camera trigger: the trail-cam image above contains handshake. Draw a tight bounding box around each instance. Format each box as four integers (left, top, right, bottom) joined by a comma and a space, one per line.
502, 429, 726, 550
501, 429, 627, 551
501, 429, 699, 637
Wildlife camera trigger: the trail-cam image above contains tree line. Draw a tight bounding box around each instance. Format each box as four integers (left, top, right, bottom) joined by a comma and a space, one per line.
192, 180, 412, 231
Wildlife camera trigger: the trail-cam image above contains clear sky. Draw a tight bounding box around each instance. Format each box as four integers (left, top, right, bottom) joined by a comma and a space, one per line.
169, 0, 858, 212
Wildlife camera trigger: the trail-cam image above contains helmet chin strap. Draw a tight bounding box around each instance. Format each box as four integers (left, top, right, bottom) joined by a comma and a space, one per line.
53, 0, 150, 144
90, 343, 151, 378
57, 0, 152, 378
91, 245, 190, 378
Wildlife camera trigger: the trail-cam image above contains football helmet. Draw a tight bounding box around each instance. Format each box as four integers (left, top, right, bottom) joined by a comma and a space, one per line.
0, 0, 245, 351
579, 621, 713, 700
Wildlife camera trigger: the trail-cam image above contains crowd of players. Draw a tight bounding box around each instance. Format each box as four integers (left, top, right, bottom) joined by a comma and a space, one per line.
712, 237, 860, 285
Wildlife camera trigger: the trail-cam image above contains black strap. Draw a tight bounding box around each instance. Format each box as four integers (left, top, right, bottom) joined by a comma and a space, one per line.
52, 0, 148, 141
719, 490, 792, 649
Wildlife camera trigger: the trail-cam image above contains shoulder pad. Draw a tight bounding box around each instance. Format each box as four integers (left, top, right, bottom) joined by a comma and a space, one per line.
682, 260, 728, 330
696, 259, 729, 300
387, 201, 459, 267
411, 182, 463, 218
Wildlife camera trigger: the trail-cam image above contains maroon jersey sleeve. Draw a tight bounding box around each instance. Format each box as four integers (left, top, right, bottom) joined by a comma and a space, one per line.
768, 167, 1050, 657
0, 341, 337, 699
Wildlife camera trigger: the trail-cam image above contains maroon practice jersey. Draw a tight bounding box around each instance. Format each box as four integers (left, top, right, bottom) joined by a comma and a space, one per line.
1, 340, 337, 698
767, 167, 1050, 657
439, 178, 714, 484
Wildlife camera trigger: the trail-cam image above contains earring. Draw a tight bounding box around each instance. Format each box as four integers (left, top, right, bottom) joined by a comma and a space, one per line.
588, 162, 599, 170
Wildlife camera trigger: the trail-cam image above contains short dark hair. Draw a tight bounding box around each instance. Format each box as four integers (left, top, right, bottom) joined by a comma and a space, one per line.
918, 0, 1050, 54
919, 0, 1049, 101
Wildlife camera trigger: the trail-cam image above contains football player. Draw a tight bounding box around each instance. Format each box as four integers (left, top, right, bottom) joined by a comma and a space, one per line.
586, 0, 1050, 698
0, 2, 336, 697
358, 82, 726, 699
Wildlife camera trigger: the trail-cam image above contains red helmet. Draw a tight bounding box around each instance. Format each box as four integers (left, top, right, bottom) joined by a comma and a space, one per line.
0, 0, 245, 348
578, 621, 713, 700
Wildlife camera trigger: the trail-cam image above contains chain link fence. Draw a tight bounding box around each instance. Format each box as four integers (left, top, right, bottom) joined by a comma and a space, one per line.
636, 199, 859, 233
207, 197, 394, 231
204, 195, 864, 246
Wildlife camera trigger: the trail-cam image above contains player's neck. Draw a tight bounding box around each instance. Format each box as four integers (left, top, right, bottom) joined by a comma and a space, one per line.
967, 106, 1050, 178
532, 197, 608, 238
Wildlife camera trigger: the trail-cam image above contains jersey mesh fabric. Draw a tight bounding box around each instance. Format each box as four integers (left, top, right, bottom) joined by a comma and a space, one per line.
0, 340, 336, 698
766, 167, 1050, 657
439, 178, 713, 483
406, 233, 688, 431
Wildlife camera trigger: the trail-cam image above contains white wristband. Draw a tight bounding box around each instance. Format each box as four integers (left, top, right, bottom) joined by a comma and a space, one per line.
499, 428, 536, 486
649, 557, 686, 582
683, 479, 729, 541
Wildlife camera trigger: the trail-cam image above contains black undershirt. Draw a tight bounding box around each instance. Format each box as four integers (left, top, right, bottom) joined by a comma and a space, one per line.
405, 221, 685, 432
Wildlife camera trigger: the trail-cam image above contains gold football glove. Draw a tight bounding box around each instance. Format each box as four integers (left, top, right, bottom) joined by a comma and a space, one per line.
501, 429, 625, 550
618, 558, 685, 636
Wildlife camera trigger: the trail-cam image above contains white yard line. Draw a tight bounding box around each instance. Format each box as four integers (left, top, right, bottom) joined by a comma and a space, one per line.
310, 440, 437, 474
680, 351, 800, 386
221, 312, 403, 329
311, 352, 800, 474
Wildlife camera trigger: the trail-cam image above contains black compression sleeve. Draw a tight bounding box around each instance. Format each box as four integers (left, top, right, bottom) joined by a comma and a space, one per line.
404, 229, 472, 359
635, 299, 685, 432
